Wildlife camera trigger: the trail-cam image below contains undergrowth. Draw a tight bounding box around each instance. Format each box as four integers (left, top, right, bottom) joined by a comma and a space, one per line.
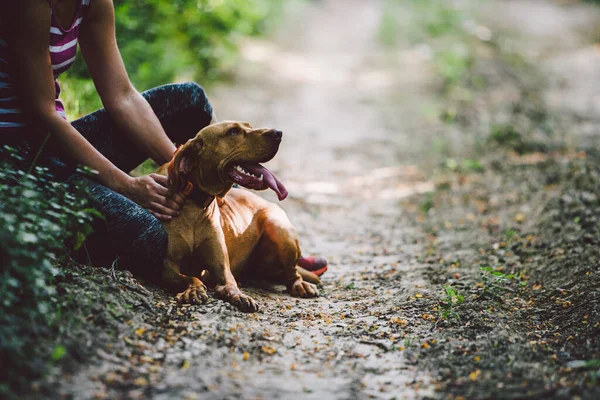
0, 147, 99, 397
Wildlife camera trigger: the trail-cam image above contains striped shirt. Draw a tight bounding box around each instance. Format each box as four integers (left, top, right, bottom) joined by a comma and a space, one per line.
0, 0, 92, 134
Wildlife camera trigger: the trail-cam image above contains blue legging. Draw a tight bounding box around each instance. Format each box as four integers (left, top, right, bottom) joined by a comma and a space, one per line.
66, 82, 213, 279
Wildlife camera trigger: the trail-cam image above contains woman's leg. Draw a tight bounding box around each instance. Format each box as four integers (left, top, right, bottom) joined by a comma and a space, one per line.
71, 175, 168, 280
69, 82, 214, 278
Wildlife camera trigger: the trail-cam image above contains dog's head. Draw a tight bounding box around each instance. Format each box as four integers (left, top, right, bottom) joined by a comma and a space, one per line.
168, 121, 288, 200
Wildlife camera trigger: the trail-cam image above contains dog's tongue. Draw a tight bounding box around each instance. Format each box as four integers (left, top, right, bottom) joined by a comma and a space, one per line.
242, 163, 288, 201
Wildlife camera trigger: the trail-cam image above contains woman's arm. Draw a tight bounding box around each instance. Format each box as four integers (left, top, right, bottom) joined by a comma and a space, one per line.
78, 0, 176, 166
4, 0, 182, 220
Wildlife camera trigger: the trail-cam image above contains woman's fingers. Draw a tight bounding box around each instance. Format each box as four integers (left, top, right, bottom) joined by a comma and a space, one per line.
150, 174, 185, 210
151, 191, 182, 212
151, 173, 169, 187
170, 192, 186, 208
152, 181, 170, 197
148, 201, 179, 218
148, 210, 172, 221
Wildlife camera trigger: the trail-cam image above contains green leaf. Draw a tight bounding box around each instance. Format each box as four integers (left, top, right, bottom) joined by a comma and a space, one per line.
50, 345, 67, 362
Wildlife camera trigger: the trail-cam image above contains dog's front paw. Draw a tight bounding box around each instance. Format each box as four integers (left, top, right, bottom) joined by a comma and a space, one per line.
176, 282, 209, 305
289, 280, 319, 298
216, 285, 259, 313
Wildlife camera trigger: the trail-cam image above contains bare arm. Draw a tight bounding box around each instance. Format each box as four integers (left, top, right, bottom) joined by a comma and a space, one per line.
78, 0, 175, 165
4, 0, 131, 193
5, 0, 182, 220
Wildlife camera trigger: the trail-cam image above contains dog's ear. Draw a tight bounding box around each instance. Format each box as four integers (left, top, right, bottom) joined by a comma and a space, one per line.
168, 139, 203, 193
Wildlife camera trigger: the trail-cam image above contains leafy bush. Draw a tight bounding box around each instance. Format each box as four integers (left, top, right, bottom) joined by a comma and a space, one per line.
0, 147, 99, 395
63, 0, 284, 118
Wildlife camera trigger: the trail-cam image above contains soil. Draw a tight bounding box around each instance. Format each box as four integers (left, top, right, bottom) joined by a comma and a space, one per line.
28, 0, 600, 399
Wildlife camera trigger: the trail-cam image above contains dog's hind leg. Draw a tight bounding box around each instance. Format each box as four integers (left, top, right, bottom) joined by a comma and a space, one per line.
255, 210, 319, 298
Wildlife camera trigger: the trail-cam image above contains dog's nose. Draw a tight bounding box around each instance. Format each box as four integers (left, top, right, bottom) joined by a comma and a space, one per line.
266, 129, 283, 141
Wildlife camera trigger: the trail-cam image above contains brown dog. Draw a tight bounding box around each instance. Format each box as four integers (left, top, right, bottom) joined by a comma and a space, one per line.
156, 121, 322, 312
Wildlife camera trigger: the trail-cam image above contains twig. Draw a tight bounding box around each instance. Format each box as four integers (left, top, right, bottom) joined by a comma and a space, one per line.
122, 282, 151, 297
431, 316, 443, 332
82, 243, 92, 266
359, 340, 389, 352
110, 257, 119, 280
26, 132, 52, 176
133, 298, 155, 312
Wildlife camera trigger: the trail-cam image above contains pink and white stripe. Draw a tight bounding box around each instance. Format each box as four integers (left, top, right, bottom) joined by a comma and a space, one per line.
0, 0, 92, 134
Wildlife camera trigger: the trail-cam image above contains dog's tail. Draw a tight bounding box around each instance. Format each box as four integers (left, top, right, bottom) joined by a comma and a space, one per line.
296, 256, 328, 284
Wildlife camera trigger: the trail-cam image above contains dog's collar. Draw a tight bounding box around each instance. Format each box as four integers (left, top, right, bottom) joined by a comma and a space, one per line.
168, 145, 215, 209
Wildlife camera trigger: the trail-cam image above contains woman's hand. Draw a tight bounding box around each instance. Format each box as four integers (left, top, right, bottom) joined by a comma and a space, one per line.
123, 174, 186, 221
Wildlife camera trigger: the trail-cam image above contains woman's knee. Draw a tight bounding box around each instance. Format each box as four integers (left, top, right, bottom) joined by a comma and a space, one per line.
177, 82, 214, 120
145, 82, 214, 142
154, 82, 212, 116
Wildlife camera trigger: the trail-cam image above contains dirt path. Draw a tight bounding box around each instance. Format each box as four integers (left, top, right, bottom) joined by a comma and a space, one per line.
56, 1, 600, 399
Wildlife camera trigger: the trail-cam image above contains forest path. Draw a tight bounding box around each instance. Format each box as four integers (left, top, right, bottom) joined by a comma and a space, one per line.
62, 1, 600, 399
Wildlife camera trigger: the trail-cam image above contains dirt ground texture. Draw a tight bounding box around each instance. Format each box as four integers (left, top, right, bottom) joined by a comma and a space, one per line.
30, 0, 600, 399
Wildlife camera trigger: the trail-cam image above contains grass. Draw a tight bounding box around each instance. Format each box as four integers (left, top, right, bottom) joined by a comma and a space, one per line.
478, 266, 527, 301
437, 284, 464, 321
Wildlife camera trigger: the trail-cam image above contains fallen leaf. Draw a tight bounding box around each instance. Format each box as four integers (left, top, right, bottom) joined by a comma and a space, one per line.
261, 346, 276, 355
469, 369, 481, 381
134, 377, 148, 386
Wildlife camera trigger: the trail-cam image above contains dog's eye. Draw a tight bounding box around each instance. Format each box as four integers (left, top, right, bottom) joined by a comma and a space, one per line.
227, 128, 242, 136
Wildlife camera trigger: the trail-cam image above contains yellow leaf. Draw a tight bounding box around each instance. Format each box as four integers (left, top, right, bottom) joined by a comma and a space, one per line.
134, 377, 148, 386
261, 346, 276, 355
135, 327, 146, 336
469, 369, 481, 381
181, 359, 190, 370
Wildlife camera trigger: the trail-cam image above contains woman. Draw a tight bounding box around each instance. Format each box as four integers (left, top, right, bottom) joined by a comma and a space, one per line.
0, 0, 215, 276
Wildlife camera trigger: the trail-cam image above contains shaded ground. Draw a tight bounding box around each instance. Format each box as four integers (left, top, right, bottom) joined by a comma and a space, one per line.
29, 0, 600, 398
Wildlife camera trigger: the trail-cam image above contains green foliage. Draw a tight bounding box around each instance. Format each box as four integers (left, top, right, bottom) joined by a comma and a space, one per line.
490, 123, 522, 147
420, 192, 435, 214
442, 157, 484, 173
62, 0, 283, 119
379, 0, 402, 47
478, 266, 526, 301
434, 44, 473, 88
438, 284, 464, 321
489, 123, 549, 155
0, 147, 99, 394
403, 0, 465, 43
